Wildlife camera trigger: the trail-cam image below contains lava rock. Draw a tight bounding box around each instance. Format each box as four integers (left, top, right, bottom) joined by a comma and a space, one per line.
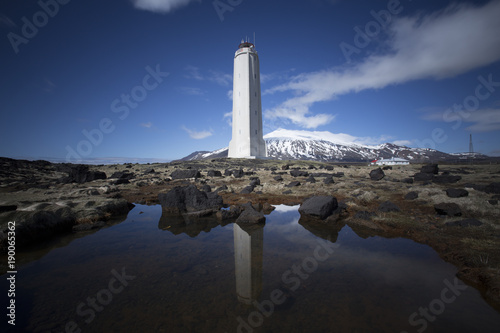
286, 181, 301, 188
207, 170, 222, 177
170, 169, 201, 180
485, 182, 500, 194
249, 177, 261, 186
421, 164, 439, 174
382, 166, 392, 170
402, 178, 414, 184
405, 191, 419, 200
109, 171, 134, 180
158, 185, 223, 214
323, 176, 334, 185
446, 188, 469, 198
216, 205, 242, 221
274, 175, 283, 182
413, 173, 434, 182
369, 168, 385, 181
378, 201, 400, 213
434, 203, 462, 217
240, 185, 255, 194
236, 204, 265, 224
305, 176, 316, 183
299, 195, 338, 220
290, 170, 309, 177
232, 169, 245, 178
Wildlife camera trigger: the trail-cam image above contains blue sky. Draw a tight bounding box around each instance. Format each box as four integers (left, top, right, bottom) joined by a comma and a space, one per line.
1, 0, 500, 162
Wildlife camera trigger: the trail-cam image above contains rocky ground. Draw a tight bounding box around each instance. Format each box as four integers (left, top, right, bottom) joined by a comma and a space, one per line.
1, 157, 499, 310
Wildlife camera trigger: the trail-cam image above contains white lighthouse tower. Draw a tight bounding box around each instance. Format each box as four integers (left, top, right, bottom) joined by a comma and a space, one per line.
228, 40, 267, 158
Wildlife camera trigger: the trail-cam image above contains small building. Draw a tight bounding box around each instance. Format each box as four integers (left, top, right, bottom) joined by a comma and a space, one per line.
373, 157, 409, 166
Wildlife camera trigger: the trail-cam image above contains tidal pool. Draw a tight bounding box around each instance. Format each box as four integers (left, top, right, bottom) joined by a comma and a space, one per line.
2, 204, 500, 332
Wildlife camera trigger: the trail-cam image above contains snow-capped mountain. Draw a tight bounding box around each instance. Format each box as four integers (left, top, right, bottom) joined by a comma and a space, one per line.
179, 129, 484, 162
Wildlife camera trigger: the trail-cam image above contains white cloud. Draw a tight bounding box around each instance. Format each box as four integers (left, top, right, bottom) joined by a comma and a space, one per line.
265, 1, 500, 129
181, 126, 213, 139
392, 140, 412, 146
140, 122, 153, 128
184, 66, 232, 86
464, 109, 500, 133
131, 0, 199, 13
227, 90, 233, 101
223, 111, 232, 126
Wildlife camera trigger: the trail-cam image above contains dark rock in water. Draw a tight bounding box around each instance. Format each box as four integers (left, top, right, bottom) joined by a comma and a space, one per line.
369, 168, 385, 181
240, 185, 255, 194
72, 221, 106, 232
382, 166, 392, 170
434, 203, 461, 216
170, 169, 201, 180
286, 181, 301, 188
414, 173, 434, 182
216, 205, 243, 221
485, 182, 500, 194
207, 170, 222, 177
405, 191, 419, 200
402, 178, 414, 184
0, 205, 17, 213
299, 196, 338, 220
421, 164, 439, 174
290, 170, 309, 177
323, 176, 334, 185
446, 188, 468, 198
274, 175, 283, 182
433, 175, 461, 184
236, 204, 266, 224
445, 219, 483, 227
158, 185, 222, 214
378, 201, 400, 212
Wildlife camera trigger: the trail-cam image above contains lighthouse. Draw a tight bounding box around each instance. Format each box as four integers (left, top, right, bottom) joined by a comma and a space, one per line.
228, 40, 267, 158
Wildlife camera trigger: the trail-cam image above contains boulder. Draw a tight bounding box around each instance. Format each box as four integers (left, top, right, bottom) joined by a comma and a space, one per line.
299, 196, 338, 220
305, 176, 316, 183
232, 169, 245, 178
216, 205, 242, 221
274, 175, 283, 182
434, 203, 461, 217
323, 176, 334, 185
240, 185, 255, 194
290, 170, 309, 177
402, 178, 414, 184
286, 181, 301, 188
109, 171, 134, 180
249, 177, 261, 186
236, 204, 265, 224
378, 201, 400, 213
158, 185, 223, 214
170, 169, 201, 180
485, 182, 500, 194
207, 170, 222, 177
369, 168, 385, 181
421, 164, 439, 174
413, 173, 434, 182
445, 219, 483, 227
60, 165, 107, 183
446, 188, 468, 198
382, 166, 392, 170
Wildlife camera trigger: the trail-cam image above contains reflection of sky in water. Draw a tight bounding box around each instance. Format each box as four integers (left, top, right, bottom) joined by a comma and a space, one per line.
0, 204, 499, 333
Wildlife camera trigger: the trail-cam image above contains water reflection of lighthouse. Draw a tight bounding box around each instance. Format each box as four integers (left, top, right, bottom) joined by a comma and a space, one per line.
233, 223, 264, 304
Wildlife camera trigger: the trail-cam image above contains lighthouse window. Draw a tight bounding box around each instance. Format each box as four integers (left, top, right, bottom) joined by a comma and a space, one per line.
255, 92, 257, 97
254, 110, 257, 115
255, 130, 257, 134
239, 130, 241, 135
254, 74, 256, 79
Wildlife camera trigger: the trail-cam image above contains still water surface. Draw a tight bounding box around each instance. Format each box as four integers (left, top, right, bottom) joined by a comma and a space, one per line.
2, 204, 500, 332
